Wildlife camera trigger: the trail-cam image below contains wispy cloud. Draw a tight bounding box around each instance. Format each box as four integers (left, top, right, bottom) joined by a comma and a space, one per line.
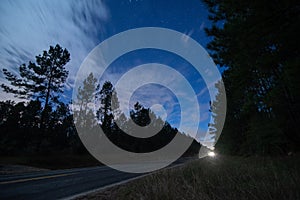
181, 29, 194, 44
0, 0, 110, 101
199, 21, 205, 30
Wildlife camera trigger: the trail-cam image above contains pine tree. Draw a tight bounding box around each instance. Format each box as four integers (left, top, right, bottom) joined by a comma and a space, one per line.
1, 44, 70, 128
97, 81, 114, 132
75, 72, 98, 129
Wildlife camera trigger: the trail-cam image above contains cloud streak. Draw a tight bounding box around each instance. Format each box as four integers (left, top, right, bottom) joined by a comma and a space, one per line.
0, 0, 109, 101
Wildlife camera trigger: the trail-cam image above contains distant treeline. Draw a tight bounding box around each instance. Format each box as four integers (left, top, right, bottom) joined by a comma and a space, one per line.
0, 45, 200, 156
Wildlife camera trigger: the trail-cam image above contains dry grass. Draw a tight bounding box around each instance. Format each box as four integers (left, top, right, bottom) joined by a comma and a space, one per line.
79, 155, 300, 200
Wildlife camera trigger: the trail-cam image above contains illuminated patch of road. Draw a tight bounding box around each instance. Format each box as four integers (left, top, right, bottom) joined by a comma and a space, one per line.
208, 151, 216, 157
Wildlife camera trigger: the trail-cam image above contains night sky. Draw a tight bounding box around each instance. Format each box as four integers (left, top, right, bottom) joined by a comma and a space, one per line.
0, 0, 217, 142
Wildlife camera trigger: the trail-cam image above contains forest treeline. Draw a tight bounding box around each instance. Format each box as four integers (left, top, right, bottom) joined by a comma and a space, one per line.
0, 44, 199, 156
1, 0, 298, 157
204, 0, 299, 155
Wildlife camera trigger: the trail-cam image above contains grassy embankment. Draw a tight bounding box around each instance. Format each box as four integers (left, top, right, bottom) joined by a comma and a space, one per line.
79, 154, 300, 200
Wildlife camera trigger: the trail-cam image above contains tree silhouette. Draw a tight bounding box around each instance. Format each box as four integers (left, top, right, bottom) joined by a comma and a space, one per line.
130, 102, 151, 127
1, 44, 70, 128
97, 81, 115, 133
75, 73, 98, 129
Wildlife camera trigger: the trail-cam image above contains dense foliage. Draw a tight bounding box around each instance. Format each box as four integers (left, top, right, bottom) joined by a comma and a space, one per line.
204, 0, 300, 155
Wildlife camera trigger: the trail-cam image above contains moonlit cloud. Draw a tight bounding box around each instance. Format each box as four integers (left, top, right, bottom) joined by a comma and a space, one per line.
199, 21, 205, 30
0, 0, 109, 101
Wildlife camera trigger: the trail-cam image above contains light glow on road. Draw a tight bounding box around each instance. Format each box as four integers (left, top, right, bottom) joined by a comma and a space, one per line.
208, 151, 216, 157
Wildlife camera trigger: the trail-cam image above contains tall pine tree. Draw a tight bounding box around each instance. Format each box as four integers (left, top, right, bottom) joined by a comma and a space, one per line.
1, 44, 70, 128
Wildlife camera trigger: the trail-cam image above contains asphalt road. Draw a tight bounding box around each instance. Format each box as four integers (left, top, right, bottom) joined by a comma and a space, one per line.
0, 158, 192, 200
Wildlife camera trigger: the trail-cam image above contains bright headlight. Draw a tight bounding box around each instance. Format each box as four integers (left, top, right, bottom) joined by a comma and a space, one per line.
208, 151, 216, 157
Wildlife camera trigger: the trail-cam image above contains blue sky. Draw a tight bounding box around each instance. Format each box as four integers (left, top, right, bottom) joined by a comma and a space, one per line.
0, 0, 216, 141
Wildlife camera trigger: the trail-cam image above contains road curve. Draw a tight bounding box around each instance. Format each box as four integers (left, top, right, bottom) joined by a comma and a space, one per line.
0, 165, 145, 200
0, 158, 192, 200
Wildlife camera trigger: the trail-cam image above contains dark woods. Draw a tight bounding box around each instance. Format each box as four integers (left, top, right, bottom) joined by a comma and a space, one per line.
204, 0, 300, 155
0, 45, 200, 156
0, 45, 76, 155
73, 72, 200, 155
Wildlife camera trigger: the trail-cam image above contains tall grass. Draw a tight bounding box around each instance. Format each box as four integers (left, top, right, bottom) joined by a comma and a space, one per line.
81, 155, 300, 200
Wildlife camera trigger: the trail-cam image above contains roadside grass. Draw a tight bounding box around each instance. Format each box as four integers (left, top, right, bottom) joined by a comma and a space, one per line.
80, 155, 300, 200
0, 154, 100, 170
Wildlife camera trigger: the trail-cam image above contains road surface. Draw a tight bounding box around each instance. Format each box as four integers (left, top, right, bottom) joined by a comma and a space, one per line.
0, 158, 192, 199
